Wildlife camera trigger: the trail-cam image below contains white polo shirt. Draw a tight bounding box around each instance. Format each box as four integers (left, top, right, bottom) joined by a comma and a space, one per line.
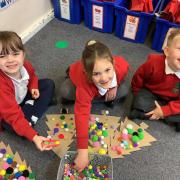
165, 59, 180, 79
7, 66, 29, 104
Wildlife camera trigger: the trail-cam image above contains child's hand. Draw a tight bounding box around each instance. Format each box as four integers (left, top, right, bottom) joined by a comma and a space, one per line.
74, 149, 89, 172
145, 101, 164, 120
42, 139, 60, 148
31, 89, 40, 99
32, 135, 52, 151
105, 86, 117, 102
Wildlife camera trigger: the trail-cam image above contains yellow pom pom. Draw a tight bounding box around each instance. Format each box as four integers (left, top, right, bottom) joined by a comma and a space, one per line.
97, 130, 102, 136
18, 164, 26, 172
129, 144, 133, 149
0, 169, 6, 176
98, 148, 106, 155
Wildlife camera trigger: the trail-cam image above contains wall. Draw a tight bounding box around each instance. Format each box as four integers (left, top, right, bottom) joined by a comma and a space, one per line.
0, 0, 54, 42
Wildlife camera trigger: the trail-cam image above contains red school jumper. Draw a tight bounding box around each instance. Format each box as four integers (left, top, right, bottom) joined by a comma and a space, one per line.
131, 54, 180, 117
69, 56, 129, 149
0, 61, 38, 140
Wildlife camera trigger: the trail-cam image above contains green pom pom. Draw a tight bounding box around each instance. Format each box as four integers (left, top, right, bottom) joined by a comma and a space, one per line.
138, 132, 144, 140
29, 172, 36, 179
92, 135, 98, 142
102, 130, 108, 137
64, 177, 70, 180
138, 128, 143, 133
60, 115, 65, 120
127, 128, 134, 134
68, 124, 73, 129
4, 174, 10, 179
89, 169, 93, 173
82, 169, 88, 176
132, 135, 140, 143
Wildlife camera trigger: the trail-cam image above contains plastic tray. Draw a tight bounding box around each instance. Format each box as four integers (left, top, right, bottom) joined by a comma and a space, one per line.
57, 151, 113, 180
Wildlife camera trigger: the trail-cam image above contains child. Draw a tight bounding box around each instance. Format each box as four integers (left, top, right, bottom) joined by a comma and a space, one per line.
129, 28, 180, 132
60, 40, 129, 171
0, 31, 55, 151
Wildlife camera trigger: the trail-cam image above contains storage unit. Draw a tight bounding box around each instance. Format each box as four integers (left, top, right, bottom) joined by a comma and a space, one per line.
57, 151, 113, 180
81, 0, 118, 33
53, 0, 82, 24
151, 0, 180, 52
114, 0, 159, 43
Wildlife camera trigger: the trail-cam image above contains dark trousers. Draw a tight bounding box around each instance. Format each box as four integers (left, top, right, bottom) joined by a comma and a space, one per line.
131, 88, 180, 122
2, 79, 55, 132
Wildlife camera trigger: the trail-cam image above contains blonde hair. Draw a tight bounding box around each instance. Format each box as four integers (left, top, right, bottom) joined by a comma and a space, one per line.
0, 31, 24, 55
82, 40, 113, 81
163, 28, 180, 49
167, 28, 180, 46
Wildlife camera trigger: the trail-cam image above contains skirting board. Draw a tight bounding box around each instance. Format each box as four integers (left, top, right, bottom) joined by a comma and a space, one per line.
21, 9, 54, 43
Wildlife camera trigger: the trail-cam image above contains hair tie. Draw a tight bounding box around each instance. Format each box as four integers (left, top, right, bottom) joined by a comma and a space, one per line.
87, 40, 97, 46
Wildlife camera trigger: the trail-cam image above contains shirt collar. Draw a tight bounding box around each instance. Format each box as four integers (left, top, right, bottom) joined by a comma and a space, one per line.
96, 71, 117, 96
6, 66, 29, 82
165, 59, 180, 79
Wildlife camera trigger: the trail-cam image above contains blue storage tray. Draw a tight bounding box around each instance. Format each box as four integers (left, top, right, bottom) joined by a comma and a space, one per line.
53, 0, 83, 24
114, 0, 159, 43
81, 0, 119, 33
151, 0, 180, 52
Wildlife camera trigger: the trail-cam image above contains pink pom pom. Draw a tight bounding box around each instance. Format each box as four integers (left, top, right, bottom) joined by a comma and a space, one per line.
93, 142, 100, 147
122, 133, 129, 140
111, 146, 117, 151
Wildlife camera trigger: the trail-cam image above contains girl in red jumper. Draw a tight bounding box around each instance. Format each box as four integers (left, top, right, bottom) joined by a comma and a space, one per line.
129, 28, 180, 132
60, 40, 129, 171
0, 31, 55, 151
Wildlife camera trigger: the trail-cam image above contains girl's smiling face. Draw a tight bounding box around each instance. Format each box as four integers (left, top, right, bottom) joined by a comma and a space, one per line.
92, 58, 114, 89
0, 48, 24, 78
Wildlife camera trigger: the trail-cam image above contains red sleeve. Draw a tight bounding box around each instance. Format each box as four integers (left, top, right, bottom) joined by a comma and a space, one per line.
161, 100, 180, 117
131, 55, 153, 94
24, 61, 38, 91
114, 56, 129, 85
0, 86, 37, 141
74, 87, 95, 149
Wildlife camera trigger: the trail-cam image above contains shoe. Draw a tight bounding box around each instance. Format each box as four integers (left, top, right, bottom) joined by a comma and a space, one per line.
60, 108, 68, 114
104, 101, 114, 108
175, 123, 180, 132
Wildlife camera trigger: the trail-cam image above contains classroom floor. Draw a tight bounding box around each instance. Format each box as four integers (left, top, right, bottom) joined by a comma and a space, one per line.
1, 19, 180, 180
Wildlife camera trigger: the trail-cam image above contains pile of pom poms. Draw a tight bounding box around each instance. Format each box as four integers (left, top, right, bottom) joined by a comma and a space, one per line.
112, 124, 144, 155
0, 148, 35, 180
89, 116, 109, 155
50, 115, 74, 138
63, 163, 109, 180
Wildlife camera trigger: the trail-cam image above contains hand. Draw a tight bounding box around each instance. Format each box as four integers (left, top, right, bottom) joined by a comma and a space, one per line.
31, 89, 40, 99
145, 101, 164, 120
74, 149, 88, 172
32, 135, 52, 151
105, 86, 117, 102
